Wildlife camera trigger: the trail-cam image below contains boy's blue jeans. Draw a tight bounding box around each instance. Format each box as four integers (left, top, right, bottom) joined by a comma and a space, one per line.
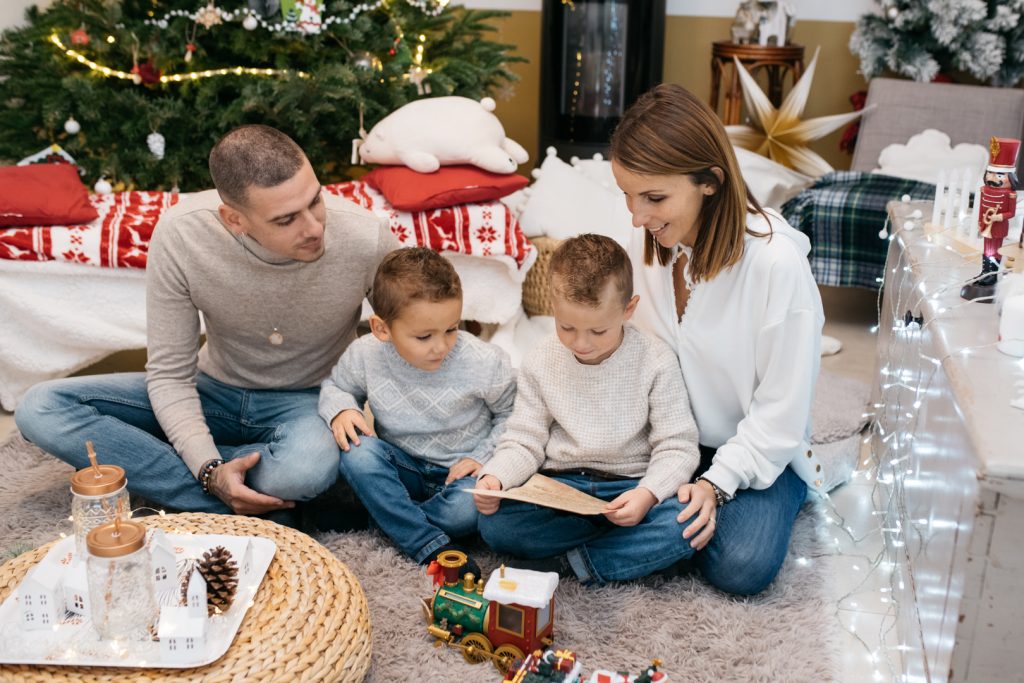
15, 372, 340, 513
478, 467, 806, 593
338, 436, 479, 564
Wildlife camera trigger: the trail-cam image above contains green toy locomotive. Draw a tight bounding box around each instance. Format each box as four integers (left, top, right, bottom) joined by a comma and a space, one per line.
422, 550, 559, 674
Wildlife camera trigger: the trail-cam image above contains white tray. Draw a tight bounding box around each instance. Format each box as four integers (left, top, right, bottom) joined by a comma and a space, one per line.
0, 532, 276, 668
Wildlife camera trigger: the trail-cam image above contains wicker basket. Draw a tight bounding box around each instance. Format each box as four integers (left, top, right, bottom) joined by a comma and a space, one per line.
522, 236, 563, 318
0, 513, 372, 682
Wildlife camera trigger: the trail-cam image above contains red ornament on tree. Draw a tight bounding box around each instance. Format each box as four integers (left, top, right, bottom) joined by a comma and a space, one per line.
137, 60, 162, 85
70, 26, 90, 45
185, 43, 196, 63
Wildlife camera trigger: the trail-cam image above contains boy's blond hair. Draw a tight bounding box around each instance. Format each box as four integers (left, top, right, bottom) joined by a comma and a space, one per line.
370, 247, 462, 323
548, 234, 633, 308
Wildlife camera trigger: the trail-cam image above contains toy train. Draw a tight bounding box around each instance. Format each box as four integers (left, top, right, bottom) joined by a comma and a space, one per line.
422, 550, 558, 674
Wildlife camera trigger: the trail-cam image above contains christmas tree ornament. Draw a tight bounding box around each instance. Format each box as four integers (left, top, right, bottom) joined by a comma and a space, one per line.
195, 2, 224, 29
725, 48, 870, 177
147, 131, 166, 160
408, 65, 431, 94
187, 545, 238, 615
185, 43, 196, 63
242, 13, 259, 30
64, 116, 81, 134
130, 65, 142, 85
93, 177, 112, 194
70, 25, 90, 46
352, 50, 381, 71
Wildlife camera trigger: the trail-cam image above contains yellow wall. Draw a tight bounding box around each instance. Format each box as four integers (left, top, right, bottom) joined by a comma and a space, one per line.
490, 12, 867, 172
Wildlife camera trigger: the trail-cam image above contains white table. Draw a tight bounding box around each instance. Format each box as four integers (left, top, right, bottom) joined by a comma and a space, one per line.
875, 200, 1024, 682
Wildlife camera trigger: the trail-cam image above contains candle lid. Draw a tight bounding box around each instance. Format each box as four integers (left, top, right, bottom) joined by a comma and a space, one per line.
71, 464, 126, 495
86, 518, 146, 557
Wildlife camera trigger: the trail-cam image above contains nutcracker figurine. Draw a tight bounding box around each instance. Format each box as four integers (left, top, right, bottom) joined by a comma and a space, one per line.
962, 136, 1020, 302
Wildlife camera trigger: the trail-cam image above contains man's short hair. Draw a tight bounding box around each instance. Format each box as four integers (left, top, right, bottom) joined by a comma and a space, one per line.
208, 125, 307, 206
549, 234, 633, 308
370, 248, 463, 323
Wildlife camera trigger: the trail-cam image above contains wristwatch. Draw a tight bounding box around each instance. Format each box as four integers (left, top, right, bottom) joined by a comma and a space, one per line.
696, 476, 732, 507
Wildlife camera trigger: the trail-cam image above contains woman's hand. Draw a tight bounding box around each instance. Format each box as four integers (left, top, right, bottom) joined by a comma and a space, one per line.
603, 486, 657, 527
473, 474, 503, 515
676, 479, 718, 549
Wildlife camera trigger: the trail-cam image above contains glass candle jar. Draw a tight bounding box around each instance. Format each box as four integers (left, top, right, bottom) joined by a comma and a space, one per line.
86, 518, 158, 641
71, 463, 130, 559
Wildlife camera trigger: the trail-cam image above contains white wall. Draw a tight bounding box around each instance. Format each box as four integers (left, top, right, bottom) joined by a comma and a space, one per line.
462, 0, 876, 22
1, 0, 877, 33
1, 0, 51, 31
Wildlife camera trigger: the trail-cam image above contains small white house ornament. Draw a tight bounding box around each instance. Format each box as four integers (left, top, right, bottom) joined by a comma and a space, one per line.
184, 569, 207, 618
62, 561, 91, 618
157, 605, 208, 663
149, 529, 177, 593
17, 564, 64, 630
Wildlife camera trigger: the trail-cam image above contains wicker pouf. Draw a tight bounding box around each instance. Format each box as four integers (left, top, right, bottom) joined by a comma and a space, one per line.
0, 512, 372, 683
522, 235, 562, 317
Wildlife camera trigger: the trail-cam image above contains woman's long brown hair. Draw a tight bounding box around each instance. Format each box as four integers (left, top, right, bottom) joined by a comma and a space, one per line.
610, 84, 770, 282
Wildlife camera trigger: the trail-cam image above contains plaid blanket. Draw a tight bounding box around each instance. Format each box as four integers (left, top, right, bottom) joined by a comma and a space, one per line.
781, 171, 935, 289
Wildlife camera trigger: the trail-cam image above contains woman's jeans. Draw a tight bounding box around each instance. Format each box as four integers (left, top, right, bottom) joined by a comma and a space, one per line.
15, 372, 340, 514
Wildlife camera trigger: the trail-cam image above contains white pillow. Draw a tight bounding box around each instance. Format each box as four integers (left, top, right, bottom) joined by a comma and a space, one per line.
517, 150, 632, 245
874, 129, 987, 185
733, 147, 813, 209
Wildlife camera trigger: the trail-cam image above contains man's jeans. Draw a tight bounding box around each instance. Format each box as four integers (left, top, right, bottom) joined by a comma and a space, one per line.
338, 437, 479, 564
15, 372, 340, 514
478, 473, 701, 585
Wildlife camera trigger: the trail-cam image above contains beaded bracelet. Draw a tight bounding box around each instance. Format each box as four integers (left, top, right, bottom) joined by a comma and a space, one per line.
198, 458, 224, 495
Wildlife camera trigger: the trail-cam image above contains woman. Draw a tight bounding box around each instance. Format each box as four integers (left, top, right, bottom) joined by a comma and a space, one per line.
609, 84, 824, 595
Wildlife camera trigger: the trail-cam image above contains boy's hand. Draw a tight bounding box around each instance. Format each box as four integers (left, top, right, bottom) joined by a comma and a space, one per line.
330, 409, 375, 451
446, 457, 481, 484
677, 480, 718, 549
603, 486, 657, 527
473, 474, 503, 515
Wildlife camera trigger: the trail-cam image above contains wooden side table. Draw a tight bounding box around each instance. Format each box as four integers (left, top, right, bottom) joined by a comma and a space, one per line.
710, 41, 804, 125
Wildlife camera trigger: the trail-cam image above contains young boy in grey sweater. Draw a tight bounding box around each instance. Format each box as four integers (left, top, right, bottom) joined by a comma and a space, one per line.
474, 234, 702, 585
319, 248, 515, 573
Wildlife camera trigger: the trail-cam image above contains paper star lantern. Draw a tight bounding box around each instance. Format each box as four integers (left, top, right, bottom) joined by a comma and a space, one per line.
725, 48, 872, 177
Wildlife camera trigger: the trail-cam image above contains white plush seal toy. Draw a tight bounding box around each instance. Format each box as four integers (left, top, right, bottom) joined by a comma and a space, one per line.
357, 96, 529, 174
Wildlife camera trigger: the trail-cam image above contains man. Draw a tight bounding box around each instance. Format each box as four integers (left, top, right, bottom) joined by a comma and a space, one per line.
16, 125, 399, 516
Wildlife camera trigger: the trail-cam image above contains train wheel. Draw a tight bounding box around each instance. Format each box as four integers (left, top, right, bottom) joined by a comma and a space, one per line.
493, 644, 525, 673
460, 633, 493, 665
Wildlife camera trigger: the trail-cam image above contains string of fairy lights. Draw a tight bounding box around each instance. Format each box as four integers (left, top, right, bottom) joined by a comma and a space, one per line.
50, 0, 445, 85
803, 195, 1023, 682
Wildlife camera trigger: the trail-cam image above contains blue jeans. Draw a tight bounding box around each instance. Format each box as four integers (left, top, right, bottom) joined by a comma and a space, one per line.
338, 437, 479, 563
692, 465, 807, 595
478, 473, 701, 585
15, 373, 340, 514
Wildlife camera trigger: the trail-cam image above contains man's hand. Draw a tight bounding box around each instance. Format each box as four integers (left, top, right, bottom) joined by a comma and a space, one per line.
207, 453, 295, 515
603, 486, 657, 527
473, 474, 503, 515
330, 409, 375, 451
446, 457, 482, 485
677, 480, 718, 549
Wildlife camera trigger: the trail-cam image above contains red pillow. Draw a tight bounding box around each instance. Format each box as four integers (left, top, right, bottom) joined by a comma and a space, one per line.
362, 165, 529, 212
0, 163, 99, 227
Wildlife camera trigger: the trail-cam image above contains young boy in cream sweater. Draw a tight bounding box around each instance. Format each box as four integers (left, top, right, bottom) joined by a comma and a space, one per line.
474, 234, 701, 585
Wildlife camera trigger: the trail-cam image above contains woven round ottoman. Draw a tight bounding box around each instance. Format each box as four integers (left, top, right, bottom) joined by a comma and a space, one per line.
522, 235, 561, 317
0, 512, 372, 682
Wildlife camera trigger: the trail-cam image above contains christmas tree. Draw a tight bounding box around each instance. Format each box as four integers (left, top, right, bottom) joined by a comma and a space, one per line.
0, 0, 522, 191
850, 0, 1024, 86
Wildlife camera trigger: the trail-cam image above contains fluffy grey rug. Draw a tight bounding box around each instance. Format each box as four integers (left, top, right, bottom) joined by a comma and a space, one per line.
0, 434, 841, 683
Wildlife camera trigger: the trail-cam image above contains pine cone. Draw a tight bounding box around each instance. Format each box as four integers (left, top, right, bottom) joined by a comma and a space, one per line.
197, 545, 239, 616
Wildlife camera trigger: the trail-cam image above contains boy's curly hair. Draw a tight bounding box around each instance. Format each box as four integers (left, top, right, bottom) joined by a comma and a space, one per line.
548, 234, 633, 308
370, 247, 463, 323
